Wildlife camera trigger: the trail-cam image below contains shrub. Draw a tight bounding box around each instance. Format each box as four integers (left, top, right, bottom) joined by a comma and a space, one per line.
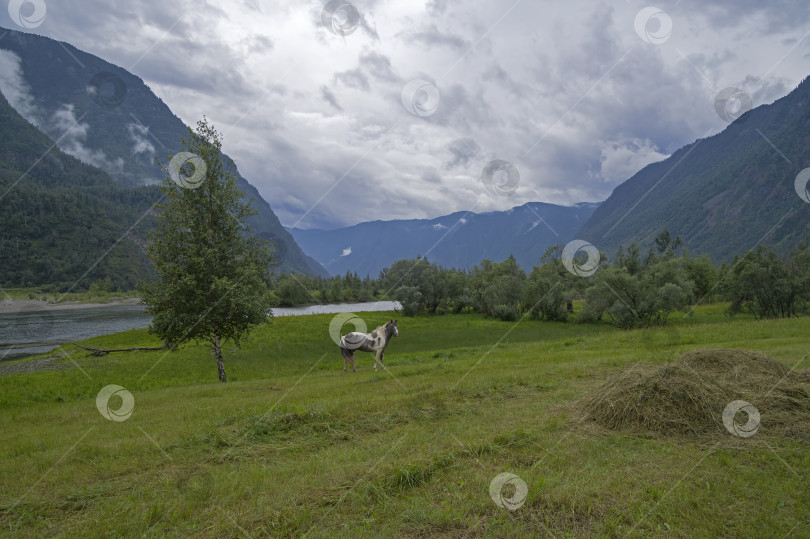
490, 304, 518, 321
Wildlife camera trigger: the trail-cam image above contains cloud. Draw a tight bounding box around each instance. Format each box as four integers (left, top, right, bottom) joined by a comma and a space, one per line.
127, 123, 156, 156
51, 104, 125, 177
359, 51, 399, 82
0, 49, 42, 125
1, 0, 807, 230
320, 84, 342, 111
334, 68, 371, 92
445, 138, 481, 169
600, 139, 669, 183
341, 247, 352, 256
0, 49, 126, 179
407, 24, 469, 51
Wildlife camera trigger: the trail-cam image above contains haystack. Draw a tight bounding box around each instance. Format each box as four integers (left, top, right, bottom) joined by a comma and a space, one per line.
582, 349, 809, 439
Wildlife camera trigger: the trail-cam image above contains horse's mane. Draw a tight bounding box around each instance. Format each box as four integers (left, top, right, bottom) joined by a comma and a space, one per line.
375, 321, 395, 333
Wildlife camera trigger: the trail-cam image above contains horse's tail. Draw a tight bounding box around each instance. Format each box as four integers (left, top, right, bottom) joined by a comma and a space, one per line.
340, 346, 354, 361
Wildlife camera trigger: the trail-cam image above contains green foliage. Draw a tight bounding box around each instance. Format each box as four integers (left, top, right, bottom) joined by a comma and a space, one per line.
382, 256, 464, 314
525, 264, 570, 321
489, 303, 519, 321
393, 285, 422, 316
682, 252, 719, 301
267, 270, 383, 306
138, 119, 274, 381
276, 274, 312, 306
337, 235, 810, 327
724, 243, 810, 319
469, 256, 526, 317
581, 248, 694, 328
653, 229, 683, 257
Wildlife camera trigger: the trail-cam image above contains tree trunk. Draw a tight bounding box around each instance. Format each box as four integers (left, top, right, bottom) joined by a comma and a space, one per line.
214, 333, 227, 382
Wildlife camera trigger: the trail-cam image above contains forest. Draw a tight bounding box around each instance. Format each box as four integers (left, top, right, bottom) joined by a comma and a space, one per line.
273, 230, 810, 325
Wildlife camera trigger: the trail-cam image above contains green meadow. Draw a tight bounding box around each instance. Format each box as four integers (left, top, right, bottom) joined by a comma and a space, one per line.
0, 305, 807, 537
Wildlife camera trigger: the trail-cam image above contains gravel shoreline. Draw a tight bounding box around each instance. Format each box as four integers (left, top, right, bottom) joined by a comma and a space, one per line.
0, 298, 142, 314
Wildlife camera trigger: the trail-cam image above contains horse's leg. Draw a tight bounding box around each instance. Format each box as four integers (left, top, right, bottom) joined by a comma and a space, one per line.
380, 350, 385, 370
341, 347, 356, 373
374, 350, 381, 371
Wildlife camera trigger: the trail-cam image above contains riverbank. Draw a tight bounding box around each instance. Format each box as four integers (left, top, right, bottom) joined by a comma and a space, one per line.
0, 297, 143, 314
0, 300, 401, 362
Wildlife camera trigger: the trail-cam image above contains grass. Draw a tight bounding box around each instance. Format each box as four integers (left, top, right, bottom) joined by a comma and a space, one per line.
0, 305, 807, 537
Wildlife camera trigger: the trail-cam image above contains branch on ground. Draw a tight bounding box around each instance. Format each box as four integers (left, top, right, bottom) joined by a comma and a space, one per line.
68, 342, 165, 356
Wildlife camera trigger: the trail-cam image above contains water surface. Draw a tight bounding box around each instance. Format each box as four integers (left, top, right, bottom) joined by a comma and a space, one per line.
0, 301, 401, 360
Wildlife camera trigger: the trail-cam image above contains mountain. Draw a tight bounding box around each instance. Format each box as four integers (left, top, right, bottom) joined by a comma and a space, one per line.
289, 202, 599, 277
0, 27, 327, 277
577, 77, 810, 260
0, 89, 159, 290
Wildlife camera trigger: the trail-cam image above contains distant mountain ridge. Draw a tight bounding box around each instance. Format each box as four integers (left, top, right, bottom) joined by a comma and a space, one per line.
577, 76, 810, 260
289, 202, 599, 277
0, 27, 327, 277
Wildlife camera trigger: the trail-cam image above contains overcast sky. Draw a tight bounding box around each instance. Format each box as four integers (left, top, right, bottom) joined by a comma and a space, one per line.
2, 0, 809, 229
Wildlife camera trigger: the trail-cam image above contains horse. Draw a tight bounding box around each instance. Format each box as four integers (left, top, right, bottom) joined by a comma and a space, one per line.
339, 320, 398, 372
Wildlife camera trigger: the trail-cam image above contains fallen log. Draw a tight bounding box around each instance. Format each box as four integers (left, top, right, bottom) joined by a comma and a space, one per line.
68, 342, 165, 356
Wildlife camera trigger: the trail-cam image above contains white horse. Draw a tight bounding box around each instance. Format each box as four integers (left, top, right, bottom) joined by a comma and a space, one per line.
339, 320, 398, 372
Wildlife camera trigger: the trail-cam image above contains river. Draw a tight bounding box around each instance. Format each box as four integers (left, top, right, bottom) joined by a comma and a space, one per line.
0, 301, 401, 360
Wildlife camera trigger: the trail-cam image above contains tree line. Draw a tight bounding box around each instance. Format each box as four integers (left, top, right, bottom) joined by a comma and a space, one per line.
278, 230, 810, 326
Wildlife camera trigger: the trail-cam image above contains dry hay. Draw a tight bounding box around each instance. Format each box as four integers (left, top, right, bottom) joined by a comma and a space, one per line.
581, 349, 810, 439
